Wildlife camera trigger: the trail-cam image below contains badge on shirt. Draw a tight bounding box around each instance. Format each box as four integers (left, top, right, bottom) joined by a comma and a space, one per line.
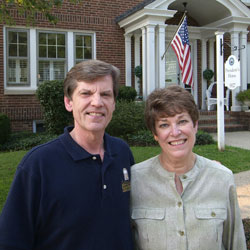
122, 168, 131, 192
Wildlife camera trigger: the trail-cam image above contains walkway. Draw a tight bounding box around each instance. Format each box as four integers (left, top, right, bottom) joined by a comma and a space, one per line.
211, 131, 250, 219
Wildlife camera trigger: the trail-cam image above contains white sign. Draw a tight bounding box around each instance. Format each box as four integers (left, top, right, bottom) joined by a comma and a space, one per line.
225, 55, 240, 90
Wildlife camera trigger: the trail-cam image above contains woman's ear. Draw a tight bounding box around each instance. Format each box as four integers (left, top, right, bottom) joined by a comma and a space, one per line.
194, 121, 198, 133
154, 134, 158, 142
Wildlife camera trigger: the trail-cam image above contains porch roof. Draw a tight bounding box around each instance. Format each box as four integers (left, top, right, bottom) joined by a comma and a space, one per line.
116, 0, 250, 28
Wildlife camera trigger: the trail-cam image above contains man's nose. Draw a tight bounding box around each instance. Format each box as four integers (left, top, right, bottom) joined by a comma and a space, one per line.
91, 93, 103, 106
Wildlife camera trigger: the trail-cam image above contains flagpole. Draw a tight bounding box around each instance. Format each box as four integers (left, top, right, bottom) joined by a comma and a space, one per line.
161, 12, 187, 60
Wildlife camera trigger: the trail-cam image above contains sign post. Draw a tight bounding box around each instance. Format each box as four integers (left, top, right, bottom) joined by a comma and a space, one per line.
215, 31, 225, 151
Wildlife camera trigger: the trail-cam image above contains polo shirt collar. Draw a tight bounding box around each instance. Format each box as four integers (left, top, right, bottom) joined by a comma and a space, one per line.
59, 126, 117, 161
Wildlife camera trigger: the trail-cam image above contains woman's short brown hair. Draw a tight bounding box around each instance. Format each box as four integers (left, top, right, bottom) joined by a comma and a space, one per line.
145, 85, 199, 135
64, 59, 120, 99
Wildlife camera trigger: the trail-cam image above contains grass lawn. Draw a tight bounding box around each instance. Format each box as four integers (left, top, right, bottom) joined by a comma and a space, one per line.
0, 151, 27, 211
0, 146, 250, 248
1, 144, 250, 211
132, 144, 250, 174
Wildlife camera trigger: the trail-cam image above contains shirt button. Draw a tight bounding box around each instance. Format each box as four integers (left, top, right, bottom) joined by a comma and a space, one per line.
178, 201, 182, 207
103, 185, 107, 190
211, 212, 216, 217
179, 230, 185, 236
92, 156, 97, 160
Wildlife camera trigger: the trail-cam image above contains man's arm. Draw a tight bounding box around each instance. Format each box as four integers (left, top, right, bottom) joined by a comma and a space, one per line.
0, 166, 40, 250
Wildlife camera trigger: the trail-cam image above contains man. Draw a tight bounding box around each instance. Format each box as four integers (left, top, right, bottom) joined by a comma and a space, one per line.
0, 60, 134, 250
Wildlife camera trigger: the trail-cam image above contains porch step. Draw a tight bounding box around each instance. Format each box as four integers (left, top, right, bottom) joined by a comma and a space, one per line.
198, 111, 249, 133
198, 124, 248, 133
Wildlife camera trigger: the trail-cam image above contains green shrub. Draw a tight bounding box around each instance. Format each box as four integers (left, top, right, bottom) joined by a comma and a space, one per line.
236, 89, 250, 103
106, 101, 146, 140
0, 131, 57, 151
36, 80, 73, 135
134, 65, 142, 97
203, 68, 214, 81
134, 65, 142, 79
127, 130, 157, 146
195, 130, 215, 145
0, 113, 11, 144
117, 86, 137, 102
127, 130, 214, 147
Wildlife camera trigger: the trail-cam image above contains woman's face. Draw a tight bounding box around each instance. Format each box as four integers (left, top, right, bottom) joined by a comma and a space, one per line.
154, 112, 198, 161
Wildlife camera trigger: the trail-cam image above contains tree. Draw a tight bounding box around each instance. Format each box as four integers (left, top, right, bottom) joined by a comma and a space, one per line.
0, 0, 81, 25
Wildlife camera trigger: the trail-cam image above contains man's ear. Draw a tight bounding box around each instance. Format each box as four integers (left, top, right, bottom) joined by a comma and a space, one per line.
64, 96, 73, 112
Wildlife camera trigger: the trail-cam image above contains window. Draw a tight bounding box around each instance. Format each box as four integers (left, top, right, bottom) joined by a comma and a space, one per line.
38, 32, 66, 84
75, 34, 93, 63
33, 120, 45, 133
5, 28, 95, 93
6, 29, 29, 86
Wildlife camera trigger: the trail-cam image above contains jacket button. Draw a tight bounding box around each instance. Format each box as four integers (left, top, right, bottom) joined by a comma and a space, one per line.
211, 212, 216, 217
179, 231, 185, 236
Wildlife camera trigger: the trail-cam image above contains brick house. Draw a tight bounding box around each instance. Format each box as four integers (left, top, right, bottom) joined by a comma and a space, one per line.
0, 0, 250, 132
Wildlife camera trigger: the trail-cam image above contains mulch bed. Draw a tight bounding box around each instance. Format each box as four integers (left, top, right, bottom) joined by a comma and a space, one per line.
243, 218, 250, 250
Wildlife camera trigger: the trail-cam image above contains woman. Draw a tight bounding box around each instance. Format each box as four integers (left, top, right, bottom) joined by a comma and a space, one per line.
131, 85, 246, 250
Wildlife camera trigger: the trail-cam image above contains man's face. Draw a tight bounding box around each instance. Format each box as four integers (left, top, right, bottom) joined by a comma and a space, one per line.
64, 75, 115, 135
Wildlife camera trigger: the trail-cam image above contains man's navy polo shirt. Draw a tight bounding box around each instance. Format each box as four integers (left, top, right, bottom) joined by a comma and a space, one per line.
0, 127, 134, 250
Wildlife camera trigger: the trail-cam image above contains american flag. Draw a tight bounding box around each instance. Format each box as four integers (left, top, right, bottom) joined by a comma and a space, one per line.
171, 16, 193, 87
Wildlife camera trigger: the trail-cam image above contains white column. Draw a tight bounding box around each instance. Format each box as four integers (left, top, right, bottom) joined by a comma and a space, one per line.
146, 24, 156, 97
30, 29, 37, 88
157, 24, 166, 89
141, 27, 147, 100
134, 34, 141, 95
125, 34, 132, 87
67, 32, 74, 71
215, 31, 225, 151
201, 38, 207, 110
240, 31, 248, 91
231, 31, 241, 111
193, 40, 198, 104
155, 26, 159, 89
209, 38, 215, 79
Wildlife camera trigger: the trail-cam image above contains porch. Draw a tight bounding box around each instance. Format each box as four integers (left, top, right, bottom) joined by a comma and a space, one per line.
198, 110, 250, 133
116, 0, 250, 112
